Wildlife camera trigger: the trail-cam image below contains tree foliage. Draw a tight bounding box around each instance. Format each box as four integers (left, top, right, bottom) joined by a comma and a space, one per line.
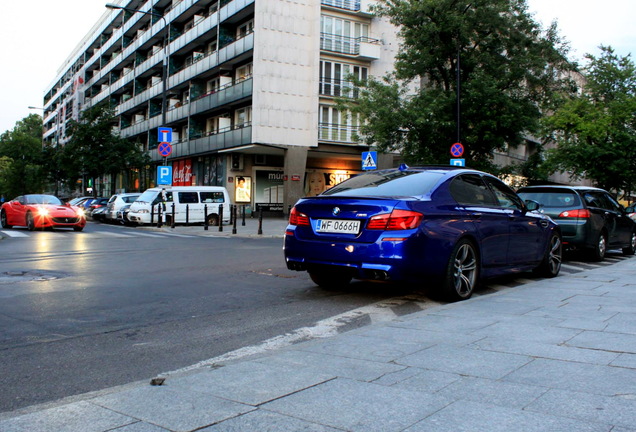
0, 114, 47, 198
339, 0, 576, 171
544, 47, 636, 194
62, 103, 149, 193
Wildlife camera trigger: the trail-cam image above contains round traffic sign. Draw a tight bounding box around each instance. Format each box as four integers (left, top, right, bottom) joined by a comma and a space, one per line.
450, 142, 464, 157
158, 142, 172, 157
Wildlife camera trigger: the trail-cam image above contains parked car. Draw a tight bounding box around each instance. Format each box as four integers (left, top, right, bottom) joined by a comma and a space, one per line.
0, 194, 86, 231
90, 206, 108, 222
517, 185, 636, 261
104, 193, 141, 222
284, 166, 562, 302
116, 204, 133, 225
86, 197, 109, 219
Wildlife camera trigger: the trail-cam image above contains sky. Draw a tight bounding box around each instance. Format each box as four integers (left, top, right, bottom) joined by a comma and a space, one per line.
0, 0, 634, 135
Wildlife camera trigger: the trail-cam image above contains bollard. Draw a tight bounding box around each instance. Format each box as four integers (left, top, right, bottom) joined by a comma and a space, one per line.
232, 205, 237, 234
150, 205, 154, 225
185, 204, 189, 226
219, 204, 223, 232
258, 206, 263, 235
171, 203, 176, 229
157, 204, 162, 228
241, 204, 246, 226
229, 203, 234, 225
204, 204, 209, 231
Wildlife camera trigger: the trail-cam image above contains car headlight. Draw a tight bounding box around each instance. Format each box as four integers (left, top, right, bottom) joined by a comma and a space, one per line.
137, 209, 149, 214
38, 207, 49, 216
76, 208, 85, 217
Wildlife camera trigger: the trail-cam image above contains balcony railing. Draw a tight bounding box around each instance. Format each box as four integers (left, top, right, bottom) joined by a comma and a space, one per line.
321, 0, 360, 11
319, 78, 359, 98
320, 33, 380, 56
319, 122, 359, 143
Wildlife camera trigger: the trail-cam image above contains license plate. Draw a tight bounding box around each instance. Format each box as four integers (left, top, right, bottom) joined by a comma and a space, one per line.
316, 219, 360, 234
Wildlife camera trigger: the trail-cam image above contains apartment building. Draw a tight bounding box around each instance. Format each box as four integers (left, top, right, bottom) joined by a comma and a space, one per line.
41, 0, 400, 211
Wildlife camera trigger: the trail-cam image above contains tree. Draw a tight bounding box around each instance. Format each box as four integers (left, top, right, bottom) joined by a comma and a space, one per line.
339, 0, 576, 171
544, 47, 636, 195
0, 114, 47, 198
62, 104, 150, 196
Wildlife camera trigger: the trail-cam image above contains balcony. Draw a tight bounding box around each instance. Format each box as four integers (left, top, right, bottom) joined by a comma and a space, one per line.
321, 0, 360, 11
149, 124, 253, 161
320, 33, 380, 60
319, 123, 360, 143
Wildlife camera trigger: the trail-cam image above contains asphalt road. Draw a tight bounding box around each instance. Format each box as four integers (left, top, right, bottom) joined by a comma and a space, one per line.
1, 222, 633, 414
0, 222, 430, 413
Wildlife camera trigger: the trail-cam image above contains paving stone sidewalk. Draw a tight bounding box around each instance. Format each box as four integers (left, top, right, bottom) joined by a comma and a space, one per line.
2, 255, 636, 431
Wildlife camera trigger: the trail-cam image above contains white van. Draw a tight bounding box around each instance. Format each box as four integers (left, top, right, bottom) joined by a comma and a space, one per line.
128, 186, 231, 226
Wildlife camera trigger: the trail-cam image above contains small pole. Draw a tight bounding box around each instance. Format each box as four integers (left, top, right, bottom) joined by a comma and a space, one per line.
219, 204, 223, 232
232, 205, 237, 234
171, 203, 175, 229
258, 206, 263, 235
157, 204, 162, 228
150, 205, 154, 225
204, 204, 209, 230
185, 204, 189, 226
241, 204, 246, 226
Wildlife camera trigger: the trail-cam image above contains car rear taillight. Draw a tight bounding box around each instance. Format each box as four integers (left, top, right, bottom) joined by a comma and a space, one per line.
558, 208, 590, 218
289, 207, 310, 226
367, 209, 423, 230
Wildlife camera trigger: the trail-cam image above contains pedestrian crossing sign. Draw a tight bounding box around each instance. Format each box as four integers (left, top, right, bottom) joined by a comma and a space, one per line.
362, 151, 378, 170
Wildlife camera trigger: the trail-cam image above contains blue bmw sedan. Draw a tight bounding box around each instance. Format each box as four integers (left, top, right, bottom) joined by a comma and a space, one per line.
284, 166, 562, 301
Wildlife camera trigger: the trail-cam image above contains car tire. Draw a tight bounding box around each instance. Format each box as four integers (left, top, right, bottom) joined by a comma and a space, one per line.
589, 231, 607, 261
441, 238, 479, 302
26, 212, 36, 231
534, 231, 562, 278
207, 214, 220, 226
622, 231, 636, 255
309, 268, 352, 290
1, 210, 12, 229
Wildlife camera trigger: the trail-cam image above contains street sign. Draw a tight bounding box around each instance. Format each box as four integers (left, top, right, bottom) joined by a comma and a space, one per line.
362, 151, 378, 170
158, 127, 173, 143
450, 142, 464, 157
450, 158, 465, 167
157, 166, 172, 185
158, 142, 172, 157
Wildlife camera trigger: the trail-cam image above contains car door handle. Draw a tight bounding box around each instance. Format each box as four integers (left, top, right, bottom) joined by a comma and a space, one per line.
471, 212, 482, 219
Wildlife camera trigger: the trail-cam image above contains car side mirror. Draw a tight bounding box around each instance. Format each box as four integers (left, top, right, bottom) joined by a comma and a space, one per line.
626, 206, 634, 213
525, 200, 541, 212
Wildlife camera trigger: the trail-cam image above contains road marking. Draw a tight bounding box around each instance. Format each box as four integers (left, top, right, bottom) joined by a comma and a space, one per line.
122, 231, 166, 238
164, 295, 438, 376
1, 231, 29, 237
93, 231, 134, 238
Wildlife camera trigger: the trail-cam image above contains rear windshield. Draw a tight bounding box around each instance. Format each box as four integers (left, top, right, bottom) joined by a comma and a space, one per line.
322, 170, 445, 198
122, 195, 139, 203
517, 190, 582, 208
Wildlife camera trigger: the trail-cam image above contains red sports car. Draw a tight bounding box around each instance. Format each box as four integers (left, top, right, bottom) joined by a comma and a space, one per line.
0, 194, 86, 231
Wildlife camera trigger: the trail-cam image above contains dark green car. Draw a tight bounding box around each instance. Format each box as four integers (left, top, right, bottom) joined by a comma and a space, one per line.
517, 186, 636, 261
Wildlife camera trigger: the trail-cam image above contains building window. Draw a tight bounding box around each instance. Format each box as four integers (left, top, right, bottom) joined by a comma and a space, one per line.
320, 61, 367, 97
319, 105, 358, 142
321, 15, 368, 54
235, 107, 252, 128
236, 20, 254, 39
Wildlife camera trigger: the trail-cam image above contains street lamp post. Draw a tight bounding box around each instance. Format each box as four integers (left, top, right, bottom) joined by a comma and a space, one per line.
105, 3, 169, 154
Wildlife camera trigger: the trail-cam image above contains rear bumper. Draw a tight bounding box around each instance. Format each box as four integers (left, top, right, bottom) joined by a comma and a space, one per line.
284, 228, 447, 282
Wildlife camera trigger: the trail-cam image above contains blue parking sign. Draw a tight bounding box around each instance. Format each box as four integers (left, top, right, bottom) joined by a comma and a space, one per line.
157, 166, 172, 185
